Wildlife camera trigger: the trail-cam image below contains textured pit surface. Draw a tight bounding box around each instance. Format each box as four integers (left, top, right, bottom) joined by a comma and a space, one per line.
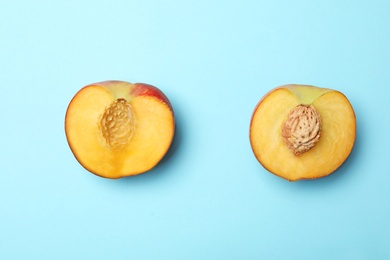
100, 98, 135, 149
281, 104, 322, 156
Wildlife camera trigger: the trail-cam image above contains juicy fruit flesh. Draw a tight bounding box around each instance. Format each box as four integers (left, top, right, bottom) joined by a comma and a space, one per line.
65, 84, 174, 178
250, 86, 355, 181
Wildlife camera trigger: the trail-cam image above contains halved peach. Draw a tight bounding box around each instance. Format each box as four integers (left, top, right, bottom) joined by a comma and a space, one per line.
250, 84, 356, 181
65, 80, 175, 179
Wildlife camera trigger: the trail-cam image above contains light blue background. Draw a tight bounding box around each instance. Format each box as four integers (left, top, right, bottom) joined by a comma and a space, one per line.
1, 0, 389, 259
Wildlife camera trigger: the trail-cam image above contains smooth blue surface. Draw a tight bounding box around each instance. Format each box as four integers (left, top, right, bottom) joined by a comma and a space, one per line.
1, 0, 389, 259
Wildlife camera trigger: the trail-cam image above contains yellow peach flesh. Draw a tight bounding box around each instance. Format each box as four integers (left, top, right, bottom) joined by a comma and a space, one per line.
250, 85, 356, 181
65, 82, 174, 179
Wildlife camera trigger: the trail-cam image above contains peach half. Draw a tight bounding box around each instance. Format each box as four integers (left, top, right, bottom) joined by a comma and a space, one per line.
250, 84, 356, 181
65, 80, 175, 179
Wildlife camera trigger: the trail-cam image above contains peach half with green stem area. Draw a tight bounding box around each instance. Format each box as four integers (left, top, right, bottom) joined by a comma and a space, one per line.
65, 80, 175, 179
249, 84, 356, 181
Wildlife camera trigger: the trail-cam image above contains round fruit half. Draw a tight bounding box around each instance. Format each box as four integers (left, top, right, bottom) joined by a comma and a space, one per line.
250, 84, 356, 181
65, 80, 175, 179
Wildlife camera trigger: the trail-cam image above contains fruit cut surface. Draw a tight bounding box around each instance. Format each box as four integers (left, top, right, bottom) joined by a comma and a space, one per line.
65, 81, 175, 179
250, 85, 356, 181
